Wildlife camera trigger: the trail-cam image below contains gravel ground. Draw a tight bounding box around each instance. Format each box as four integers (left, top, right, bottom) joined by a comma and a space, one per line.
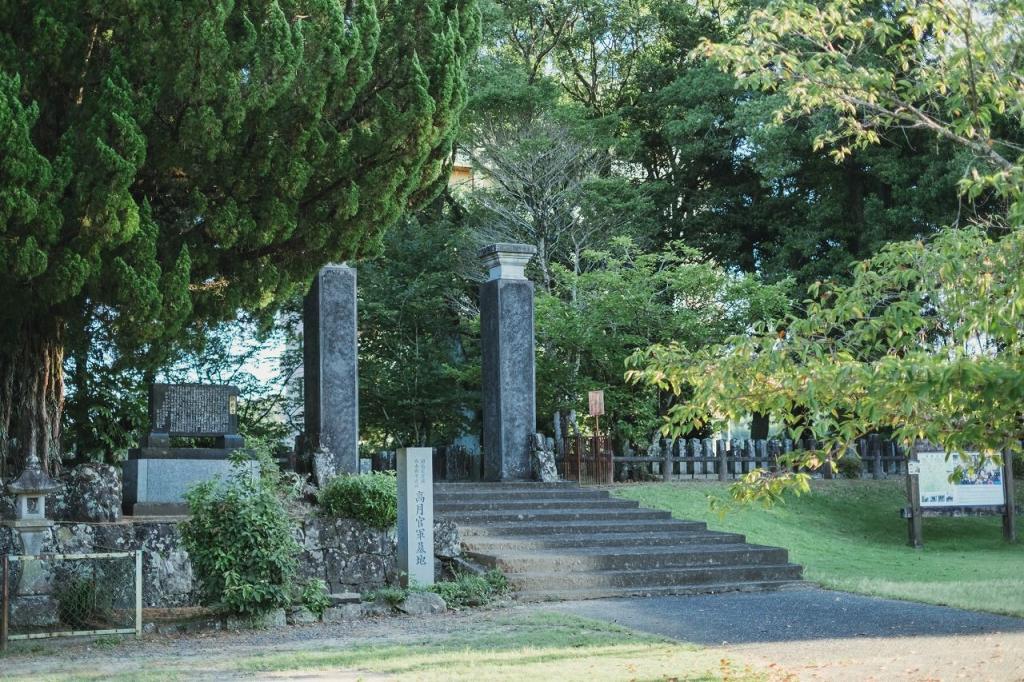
4, 588, 1024, 681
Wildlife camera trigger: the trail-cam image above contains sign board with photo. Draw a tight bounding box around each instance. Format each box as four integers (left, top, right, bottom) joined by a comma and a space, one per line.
904, 443, 1016, 548
916, 451, 1005, 508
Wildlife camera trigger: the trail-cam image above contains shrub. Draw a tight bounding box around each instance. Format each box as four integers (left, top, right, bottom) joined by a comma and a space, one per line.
317, 472, 398, 528
363, 585, 409, 607
836, 451, 863, 479
181, 468, 299, 615
301, 579, 331, 618
55, 577, 109, 628
428, 569, 510, 609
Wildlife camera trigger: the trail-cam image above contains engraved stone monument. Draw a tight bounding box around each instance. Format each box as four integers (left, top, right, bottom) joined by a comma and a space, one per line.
122, 383, 257, 515
479, 243, 537, 480
397, 447, 434, 587
303, 264, 359, 484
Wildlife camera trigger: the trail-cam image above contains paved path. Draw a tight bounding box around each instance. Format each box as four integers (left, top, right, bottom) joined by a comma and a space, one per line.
546, 586, 1024, 644
546, 587, 1024, 680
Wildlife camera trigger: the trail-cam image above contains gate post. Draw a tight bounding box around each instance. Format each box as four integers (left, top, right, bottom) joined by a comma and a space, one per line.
135, 550, 144, 638
2, 554, 8, 651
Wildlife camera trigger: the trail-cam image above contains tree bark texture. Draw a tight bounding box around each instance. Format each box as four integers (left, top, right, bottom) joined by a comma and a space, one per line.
0, 317, 64, 480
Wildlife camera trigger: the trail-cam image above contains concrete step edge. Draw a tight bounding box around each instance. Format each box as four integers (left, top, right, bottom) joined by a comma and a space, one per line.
511, 579, 804, 602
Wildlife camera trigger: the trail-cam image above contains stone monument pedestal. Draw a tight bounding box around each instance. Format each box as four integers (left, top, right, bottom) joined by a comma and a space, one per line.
122, 383, 250, 516
123, 457, 259, 516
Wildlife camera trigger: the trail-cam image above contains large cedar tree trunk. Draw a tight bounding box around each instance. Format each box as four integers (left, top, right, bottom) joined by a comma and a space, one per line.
0, 318, 65, 480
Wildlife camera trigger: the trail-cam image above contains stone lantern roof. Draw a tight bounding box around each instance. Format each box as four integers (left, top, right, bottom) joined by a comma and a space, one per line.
7, 452, 60, 495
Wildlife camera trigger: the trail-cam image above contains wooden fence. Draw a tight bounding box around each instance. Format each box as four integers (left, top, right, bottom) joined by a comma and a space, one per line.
375, 435, 908, 483
606, 435, 907, 482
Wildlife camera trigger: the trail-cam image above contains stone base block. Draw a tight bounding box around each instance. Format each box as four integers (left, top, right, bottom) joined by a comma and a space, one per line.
10, 594, 59, 629
123, 458, 259, 516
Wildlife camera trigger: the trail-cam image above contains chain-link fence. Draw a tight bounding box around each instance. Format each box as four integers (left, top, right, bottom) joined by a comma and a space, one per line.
2, 550, 142, 648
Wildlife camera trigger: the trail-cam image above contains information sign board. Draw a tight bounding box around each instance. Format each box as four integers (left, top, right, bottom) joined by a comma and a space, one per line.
916, 450, 1005, 507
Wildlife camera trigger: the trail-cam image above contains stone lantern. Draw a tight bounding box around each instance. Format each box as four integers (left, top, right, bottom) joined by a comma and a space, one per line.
5, 449, 60, 555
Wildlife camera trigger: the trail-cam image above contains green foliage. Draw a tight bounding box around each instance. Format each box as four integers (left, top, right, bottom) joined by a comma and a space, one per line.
837, 451, 863, 480
427, 569, 510, 608
629, 225, 1024, 497
699, 0, 1024, 224
55, 576, 111, 629
537, 237, 791, 444
627, 0, 1024, 502
300, 579, 331, 618
181, 466, 299, 615
317, 472, 398, 529
0, 0, 481, 474
363, 570, 510, 610
358, 200, 479, 449
364, 586, 410, 608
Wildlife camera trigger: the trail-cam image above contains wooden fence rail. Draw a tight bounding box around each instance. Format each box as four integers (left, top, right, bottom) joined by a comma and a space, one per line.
598, 432, 905, 481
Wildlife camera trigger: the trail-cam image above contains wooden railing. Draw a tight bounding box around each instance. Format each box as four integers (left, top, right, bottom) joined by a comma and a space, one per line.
611, 436, 907, 482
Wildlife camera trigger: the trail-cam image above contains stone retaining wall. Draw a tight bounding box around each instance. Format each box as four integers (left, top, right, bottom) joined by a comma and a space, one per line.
0, 516, 460, 609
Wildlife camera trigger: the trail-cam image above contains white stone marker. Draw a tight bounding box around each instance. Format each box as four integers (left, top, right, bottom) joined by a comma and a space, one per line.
397, 447, 434, 587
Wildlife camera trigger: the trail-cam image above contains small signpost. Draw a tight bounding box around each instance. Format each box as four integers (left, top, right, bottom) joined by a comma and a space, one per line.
588, 390, 605, 437
397, 447, 434, 587
903, 443, 1017, 547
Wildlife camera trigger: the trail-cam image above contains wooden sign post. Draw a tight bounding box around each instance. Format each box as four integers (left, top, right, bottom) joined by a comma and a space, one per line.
588, 390, 604, 438
1003, 450, 1017, 543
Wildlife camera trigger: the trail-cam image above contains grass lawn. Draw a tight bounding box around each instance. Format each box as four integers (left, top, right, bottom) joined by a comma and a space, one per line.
234, 613, 751, 681
613, 480, 1024, 617
1, 613, 763, 682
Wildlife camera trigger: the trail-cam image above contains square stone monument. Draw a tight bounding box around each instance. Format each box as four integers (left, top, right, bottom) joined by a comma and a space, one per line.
479, 243, 537, 480
122, 383, 257, 515
303, 263, 359, 484
397, 447, 434, 587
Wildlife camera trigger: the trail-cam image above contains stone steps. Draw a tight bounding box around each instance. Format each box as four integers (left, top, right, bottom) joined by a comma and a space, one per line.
436, 498, 640, 512
513, 579, 801, 602
455, 519, 708, 536
506, 563, 803, 591
440, 508, 672, 524
436, 481, 802, 600
467, 544, 790, 572
461, 530, 748, 551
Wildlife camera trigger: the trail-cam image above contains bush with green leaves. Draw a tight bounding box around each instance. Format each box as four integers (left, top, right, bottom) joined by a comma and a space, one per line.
427, 570, 510, 609
300, 579, 331, 618
181, 468, 299, 615
363, 585, 410, 608
317, 472, 398, 529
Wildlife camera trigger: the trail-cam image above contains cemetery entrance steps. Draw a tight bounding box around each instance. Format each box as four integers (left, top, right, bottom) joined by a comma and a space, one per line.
435, 482, 802, 601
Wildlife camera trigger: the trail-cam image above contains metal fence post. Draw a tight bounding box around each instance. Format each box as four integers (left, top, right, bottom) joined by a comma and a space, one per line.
2, 554, 8, 651
135, 550, 143, 638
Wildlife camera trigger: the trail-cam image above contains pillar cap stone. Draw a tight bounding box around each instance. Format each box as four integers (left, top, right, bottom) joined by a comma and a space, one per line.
478, 243, 537, 281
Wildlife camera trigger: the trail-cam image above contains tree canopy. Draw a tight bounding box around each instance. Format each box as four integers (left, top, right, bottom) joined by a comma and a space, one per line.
0, 0, 480, 476
629, 0, 1024, 499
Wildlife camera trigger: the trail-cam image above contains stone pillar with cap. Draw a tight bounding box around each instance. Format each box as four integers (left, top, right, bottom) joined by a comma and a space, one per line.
478, 243, 537, 481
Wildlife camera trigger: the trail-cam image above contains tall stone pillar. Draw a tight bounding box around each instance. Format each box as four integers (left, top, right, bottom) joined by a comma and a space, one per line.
303, 264, 359, 483
479, 243, 537, 481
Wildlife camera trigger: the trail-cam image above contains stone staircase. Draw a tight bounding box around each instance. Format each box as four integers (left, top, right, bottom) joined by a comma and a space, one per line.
435, 481, 802, 601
